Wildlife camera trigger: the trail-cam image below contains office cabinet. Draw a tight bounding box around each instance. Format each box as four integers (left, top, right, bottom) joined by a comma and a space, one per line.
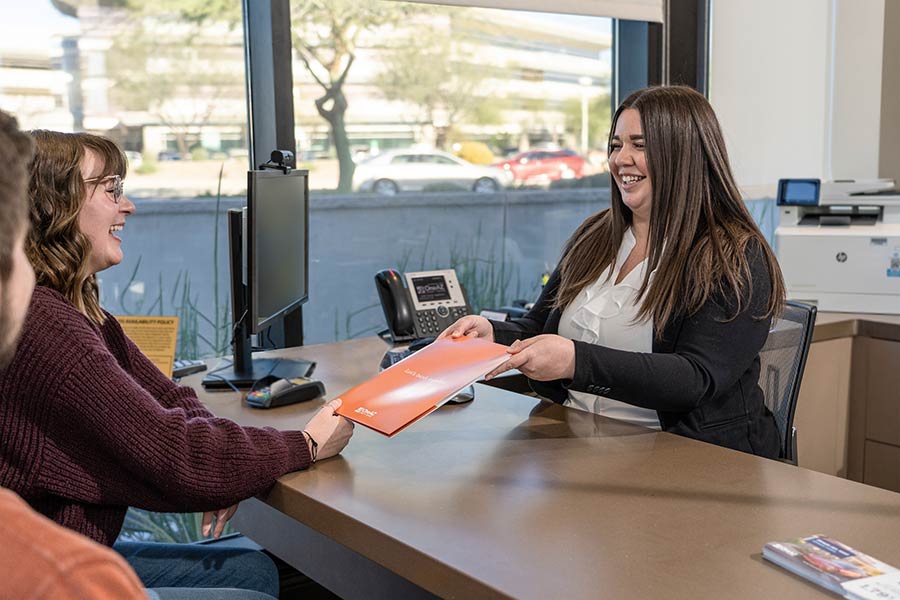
864, 338, 900, 448
795, 321, 900, 494
864, 440, 900, 493
860, 338, 900, 492
794, 338, 852, 477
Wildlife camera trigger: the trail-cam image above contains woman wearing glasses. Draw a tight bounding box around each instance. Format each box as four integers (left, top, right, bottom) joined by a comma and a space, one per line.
0, 130, 354, 599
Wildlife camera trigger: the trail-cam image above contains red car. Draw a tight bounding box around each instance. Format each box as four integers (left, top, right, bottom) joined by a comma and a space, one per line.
494, 149, 586, 186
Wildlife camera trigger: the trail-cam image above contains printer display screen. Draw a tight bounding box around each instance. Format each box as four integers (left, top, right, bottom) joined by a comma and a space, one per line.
778, 179, 820, 206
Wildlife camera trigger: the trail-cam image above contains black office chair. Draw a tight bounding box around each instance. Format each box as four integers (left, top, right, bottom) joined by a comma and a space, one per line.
758, 301, 817, 465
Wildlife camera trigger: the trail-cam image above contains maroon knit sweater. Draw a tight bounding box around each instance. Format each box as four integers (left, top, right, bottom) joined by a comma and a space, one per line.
0, 286, 311, 546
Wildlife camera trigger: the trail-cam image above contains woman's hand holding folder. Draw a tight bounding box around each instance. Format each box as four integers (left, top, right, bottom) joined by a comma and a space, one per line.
439, 315, 494, 342
304, 398, 354, 462
485, 335, 576, 382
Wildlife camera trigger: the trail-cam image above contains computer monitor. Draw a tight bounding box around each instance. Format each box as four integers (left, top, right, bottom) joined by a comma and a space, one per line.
202, 168, 313, 390
248, 169, 309, 331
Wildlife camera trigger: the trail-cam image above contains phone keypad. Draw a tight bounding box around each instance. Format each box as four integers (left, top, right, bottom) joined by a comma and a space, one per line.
416, 310, 441, 335
416, 306, 468, 335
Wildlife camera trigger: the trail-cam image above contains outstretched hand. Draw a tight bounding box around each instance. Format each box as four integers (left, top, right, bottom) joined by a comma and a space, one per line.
485, 334, 575, 382
437, 315, 494, 342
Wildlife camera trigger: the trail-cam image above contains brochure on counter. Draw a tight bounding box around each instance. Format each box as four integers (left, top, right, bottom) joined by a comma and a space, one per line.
763, 534, 900, 600
335, 336, 510, 437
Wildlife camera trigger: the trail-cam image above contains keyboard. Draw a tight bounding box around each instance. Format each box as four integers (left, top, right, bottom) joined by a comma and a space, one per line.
379, 337, 436, 371
173, 359, 208, 379
379, 348, 413, 370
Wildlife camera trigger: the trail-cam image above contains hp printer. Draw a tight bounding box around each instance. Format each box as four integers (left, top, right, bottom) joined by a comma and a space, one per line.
775, 178, 900, 314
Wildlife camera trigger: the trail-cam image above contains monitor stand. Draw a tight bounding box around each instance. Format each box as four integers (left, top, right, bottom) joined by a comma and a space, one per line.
201, 357, 315, 390
202, 207, 315, 391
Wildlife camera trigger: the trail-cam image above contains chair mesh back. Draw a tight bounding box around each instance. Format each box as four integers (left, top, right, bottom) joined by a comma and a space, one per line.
757, 302, 815, 461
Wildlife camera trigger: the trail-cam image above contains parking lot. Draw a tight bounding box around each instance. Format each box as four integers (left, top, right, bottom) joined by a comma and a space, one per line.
126, 158, 342, 197
125, 155, 608, 198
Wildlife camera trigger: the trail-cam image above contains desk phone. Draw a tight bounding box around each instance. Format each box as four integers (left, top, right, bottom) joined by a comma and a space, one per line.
375, 268, 472, 343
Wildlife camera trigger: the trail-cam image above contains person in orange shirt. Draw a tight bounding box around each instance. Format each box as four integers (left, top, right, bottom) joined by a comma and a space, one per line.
0, 489, 147, 599
0, 113, 147, 598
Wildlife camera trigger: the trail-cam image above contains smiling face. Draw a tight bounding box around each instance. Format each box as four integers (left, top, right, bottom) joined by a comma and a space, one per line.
609, 108, 652, 222
76, 149, 135, 276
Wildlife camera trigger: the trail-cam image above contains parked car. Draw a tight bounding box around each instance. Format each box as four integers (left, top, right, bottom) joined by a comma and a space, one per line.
493, 149, 586, 187
157, 150, 187, 161
353, 149, 513, 195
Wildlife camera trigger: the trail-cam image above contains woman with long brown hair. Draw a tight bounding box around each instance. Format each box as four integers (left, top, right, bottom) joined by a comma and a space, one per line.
0, 130, 354, 598
441, 85, 785, 458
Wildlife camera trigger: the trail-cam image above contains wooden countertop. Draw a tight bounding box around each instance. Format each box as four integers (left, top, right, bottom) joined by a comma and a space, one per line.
186, 337, 900, 600
812, 311, 900, 343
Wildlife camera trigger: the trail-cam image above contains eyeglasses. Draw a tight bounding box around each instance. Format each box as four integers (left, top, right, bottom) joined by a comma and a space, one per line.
84, 174, 124, 204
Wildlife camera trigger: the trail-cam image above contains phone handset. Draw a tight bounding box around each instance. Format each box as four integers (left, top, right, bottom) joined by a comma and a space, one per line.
374, 269, 416, 342
374, 268, 471, 343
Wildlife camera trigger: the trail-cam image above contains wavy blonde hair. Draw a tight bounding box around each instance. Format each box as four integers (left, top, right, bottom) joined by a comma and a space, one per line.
27, 131, 126, 325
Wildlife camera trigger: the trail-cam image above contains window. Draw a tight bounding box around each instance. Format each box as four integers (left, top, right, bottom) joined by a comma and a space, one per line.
430, 155, 458, 165
290, 0, 614, 343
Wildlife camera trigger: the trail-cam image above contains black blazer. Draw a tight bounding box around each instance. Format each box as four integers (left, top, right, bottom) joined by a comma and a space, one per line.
491, 244, 782, 459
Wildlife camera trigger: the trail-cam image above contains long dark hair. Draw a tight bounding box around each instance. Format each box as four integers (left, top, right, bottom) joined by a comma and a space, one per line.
26, 130, 126, 325
556, 85, 785, 333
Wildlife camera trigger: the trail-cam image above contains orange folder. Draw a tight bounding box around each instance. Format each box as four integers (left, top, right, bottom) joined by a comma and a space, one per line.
335, 337, 511, 436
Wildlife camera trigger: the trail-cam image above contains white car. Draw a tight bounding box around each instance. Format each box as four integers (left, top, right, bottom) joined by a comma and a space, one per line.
353, 149, 513, 194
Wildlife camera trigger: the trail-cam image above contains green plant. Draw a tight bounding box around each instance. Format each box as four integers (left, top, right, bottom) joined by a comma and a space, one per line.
330, 223, 530, 343
121, 507, 232, 543
211, 163, 229, 354
115, 165, 232, 359
331, 225, 494, 342
447, 222, 522, 313
333, 302, 382, 341
331, 236, 420, 341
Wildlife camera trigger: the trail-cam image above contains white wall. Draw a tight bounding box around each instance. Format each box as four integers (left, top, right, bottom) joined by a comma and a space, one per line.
709, 0, 885, 192
878, 0, 900, 183
829, 0, 884, 180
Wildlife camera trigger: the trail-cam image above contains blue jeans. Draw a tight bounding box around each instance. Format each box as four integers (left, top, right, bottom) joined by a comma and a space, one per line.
114, 541, 279, 599
146, 590, 276, 600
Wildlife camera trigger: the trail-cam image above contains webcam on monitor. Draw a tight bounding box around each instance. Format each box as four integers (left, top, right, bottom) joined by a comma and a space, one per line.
259, 149, 294, 174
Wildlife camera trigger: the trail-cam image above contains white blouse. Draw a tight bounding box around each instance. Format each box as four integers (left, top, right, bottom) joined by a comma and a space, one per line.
557, 228, 661, 429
